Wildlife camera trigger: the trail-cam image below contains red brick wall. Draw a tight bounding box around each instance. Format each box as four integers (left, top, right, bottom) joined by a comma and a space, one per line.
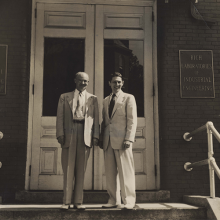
0, 0, 31, 202
158, 0, 220, 202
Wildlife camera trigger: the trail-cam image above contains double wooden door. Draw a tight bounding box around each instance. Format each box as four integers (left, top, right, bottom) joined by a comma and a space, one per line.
30, 2, 155, 191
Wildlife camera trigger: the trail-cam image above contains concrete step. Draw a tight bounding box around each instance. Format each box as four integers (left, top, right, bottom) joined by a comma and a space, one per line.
15, 190, 170, 204
0, 203, 207, 220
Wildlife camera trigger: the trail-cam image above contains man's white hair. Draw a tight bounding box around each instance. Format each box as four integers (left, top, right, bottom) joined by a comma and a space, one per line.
75, 72, 89, 79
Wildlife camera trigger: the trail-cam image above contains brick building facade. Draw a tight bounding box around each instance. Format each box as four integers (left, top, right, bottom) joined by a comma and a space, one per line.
0, 0, 220, 203
158, 0, 220, 202
0, 0, 31, 202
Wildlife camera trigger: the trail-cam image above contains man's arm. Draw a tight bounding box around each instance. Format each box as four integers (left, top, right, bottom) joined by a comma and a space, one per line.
99, 102, 105, 149
125, 95, 137, 143
92, 97, 99, 146
56, 94, 65, 145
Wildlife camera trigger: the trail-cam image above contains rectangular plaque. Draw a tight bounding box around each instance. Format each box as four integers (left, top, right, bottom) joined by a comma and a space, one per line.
0, 45, 8, 95
179, 50, 214, 98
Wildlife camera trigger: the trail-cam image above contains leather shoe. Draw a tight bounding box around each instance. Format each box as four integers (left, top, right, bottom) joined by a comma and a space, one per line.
117, 204, 124, 209
102, 204, 117, 208
60, 204, 70, 210
74, 204, 86, 210
124, 204, 134, 210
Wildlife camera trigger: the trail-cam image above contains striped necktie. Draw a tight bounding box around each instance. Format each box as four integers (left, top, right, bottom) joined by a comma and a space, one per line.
75, 92, 83, 118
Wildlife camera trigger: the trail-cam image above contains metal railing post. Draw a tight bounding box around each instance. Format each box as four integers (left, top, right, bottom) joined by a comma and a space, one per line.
207, 123, 215, 198
183, 122, 220, 199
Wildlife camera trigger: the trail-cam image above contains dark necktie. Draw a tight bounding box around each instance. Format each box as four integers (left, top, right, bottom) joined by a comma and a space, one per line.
109, 94, 116, 118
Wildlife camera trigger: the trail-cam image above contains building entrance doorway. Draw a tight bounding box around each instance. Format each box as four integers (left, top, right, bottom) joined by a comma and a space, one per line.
29, 2, 156, 191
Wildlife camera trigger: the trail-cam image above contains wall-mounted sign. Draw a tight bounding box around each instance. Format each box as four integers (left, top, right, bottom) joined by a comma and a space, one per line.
0, 45, 8, 95
179, 50, 214, 98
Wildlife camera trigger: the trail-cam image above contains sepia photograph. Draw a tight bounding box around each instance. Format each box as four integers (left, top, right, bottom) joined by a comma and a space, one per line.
0, 0, 220, 219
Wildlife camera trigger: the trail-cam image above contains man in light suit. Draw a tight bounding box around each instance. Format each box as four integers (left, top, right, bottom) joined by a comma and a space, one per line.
100, 72, 137, 210
56, 72, 99, 210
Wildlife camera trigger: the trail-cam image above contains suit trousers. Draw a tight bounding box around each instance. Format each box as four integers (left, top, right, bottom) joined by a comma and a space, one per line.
61, 121, 90, 205
104, 141, 136, 206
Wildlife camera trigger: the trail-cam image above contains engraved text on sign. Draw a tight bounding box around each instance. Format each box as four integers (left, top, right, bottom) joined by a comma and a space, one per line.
179, 50, 214, 98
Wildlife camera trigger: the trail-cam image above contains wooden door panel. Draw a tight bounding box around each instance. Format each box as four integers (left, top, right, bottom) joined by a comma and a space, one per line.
40, 147, 58, 174
30, 3, 94, 190
95, 5, 155, 190
31, 2, 155, 191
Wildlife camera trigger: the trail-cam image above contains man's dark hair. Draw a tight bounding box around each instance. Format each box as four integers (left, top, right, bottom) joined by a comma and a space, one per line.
109, 72, 124, 82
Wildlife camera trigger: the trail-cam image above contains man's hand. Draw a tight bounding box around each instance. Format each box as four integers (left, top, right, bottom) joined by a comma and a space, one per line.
57, 135, 65, 145
124, 140, 132, 149
93, 138, 99, 147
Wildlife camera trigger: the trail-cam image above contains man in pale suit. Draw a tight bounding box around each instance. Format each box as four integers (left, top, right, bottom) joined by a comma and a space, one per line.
56, 72, 99, 210
100, 72, 137, 210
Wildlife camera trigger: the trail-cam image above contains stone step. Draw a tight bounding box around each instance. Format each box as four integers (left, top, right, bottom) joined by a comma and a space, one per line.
15, 190, 170, 204
0, 203, 207, 220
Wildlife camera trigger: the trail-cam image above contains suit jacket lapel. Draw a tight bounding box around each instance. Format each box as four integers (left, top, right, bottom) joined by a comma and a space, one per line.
111, 91, 125, 118
85, 91, 93, 114
85, 91, 89, 113
106, 96, 111, 119
66, 91, 74, 111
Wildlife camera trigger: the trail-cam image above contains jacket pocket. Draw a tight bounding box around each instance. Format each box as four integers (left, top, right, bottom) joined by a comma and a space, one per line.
116, 106, 125, 116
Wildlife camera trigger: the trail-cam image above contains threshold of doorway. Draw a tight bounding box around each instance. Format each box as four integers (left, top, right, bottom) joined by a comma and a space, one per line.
15, 190, 170, 204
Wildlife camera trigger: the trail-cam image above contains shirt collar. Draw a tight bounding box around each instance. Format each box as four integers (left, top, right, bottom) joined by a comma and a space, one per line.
75, 89, 86, 96
111, 90, 122, 98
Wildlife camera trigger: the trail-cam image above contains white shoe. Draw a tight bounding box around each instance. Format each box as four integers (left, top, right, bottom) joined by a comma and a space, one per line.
117, 204, 124, 209
74, 204, 86, 210
102, 204, 117, 208
60, 204, 70, 210
124, 204, 134, 210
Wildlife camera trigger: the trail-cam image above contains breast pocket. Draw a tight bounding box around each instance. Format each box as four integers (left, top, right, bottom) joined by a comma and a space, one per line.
116, 106, 125, 116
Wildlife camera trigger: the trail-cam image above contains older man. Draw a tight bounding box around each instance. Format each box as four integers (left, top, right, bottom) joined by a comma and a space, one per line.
56, 72, 99, 210
100, 72, 137, 209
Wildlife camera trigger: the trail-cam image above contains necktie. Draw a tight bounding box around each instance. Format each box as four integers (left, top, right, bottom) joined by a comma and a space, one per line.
109, 94, 116, 118
75, 92, 83, 118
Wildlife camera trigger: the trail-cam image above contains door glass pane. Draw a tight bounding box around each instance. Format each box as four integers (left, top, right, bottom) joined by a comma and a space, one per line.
43, 38, 85, 116
104, 40, 144, 117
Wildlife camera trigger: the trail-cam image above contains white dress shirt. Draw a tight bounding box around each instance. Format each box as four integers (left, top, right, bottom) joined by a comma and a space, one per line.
109, 90, 122, 105
72, 89, 86, 120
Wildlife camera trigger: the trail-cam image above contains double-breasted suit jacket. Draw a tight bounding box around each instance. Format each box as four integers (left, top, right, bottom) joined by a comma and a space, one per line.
56, 90, 99, 147
101, 91, 137, 150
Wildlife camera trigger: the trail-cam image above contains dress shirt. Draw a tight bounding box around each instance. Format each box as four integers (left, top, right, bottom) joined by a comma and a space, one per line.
109, 90, 122, 105
72, 89, 86, 120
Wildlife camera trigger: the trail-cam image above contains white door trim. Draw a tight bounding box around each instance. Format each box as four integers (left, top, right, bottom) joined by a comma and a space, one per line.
25, 0, 37, 190
152, 0, 160, 190
34, 0, 154, 7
